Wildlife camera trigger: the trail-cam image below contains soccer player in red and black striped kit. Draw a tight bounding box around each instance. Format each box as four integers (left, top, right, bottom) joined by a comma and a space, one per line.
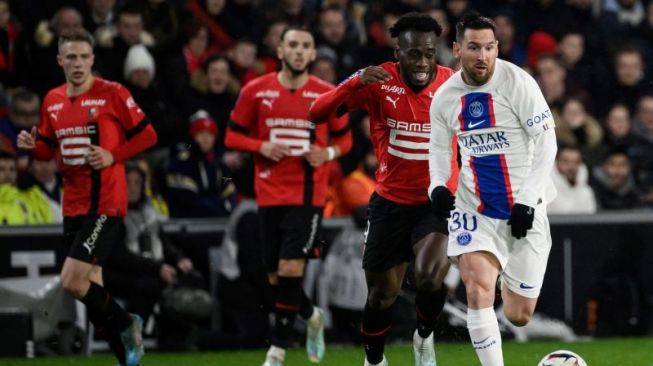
225, 26, 352, 366
310, 13, 459, 366
17, 30, 156, 366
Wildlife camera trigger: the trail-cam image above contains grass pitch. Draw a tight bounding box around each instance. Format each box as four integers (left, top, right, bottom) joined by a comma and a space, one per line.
2, 338, 652, 366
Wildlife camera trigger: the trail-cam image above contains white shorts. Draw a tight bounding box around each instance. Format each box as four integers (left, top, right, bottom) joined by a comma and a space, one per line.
446, 205, 552, 298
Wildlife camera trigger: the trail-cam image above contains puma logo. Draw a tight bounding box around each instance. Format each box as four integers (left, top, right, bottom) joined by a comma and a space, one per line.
262, 99, 273, 109
385, 95, 399, 109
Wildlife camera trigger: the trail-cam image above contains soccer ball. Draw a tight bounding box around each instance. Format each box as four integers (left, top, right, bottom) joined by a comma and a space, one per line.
537, 350, 587, 366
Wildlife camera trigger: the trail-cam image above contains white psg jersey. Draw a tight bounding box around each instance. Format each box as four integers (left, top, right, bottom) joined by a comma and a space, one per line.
429, 59, 556, 219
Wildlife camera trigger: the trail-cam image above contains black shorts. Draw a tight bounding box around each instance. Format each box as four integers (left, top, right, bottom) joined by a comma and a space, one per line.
64, 215, 125, 265
258, 206, 323, 272
363, 192, 448, 272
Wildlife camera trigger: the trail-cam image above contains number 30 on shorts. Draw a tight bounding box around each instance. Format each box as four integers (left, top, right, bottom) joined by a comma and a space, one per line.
448, 211, 478, 232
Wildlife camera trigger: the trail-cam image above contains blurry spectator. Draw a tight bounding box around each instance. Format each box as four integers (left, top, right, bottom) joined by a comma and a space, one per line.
362, 12, 398, 67
0, 88, 39, 153
130, 0, 179, 50
264, 0, 311, 27
197, 198, 271, 350
0, 151, 49, 224
133, 157, 168, 218
443, 0, 471, 44
591, 149, 640, 210
556, 97, 603, 165
516, 0, 575, 41
310, 52, 338, 84
201, 0, 263, 42
185, 0, 234, 53
428, 8, 456, 68
104, 162, 198, 346
548, 145, 597, 214
166, 110, 236, 218
558, 31, 600, 91
324, 162, 375, 217
0, 0, 19, 86
164, 19, 217, 110
596, 46, 652, 116
124, 44, 183, 148
535, 54, 592, 115
601, 0, 645, 42
315, 5, 361, 81
526, 31, 558, 71
492, 11, 526, 67
242, 19, 286, 84
83, 0, 117, 37
17, 157, 62, 223
227, 38, 257, 84
635, 0, 653, 68
186, 54, 238, 147
19, 6, 82, 95
602, 103, 635, 152
96, 6, 153, 83
567, 0, 605, 58
629, 94, 653, 206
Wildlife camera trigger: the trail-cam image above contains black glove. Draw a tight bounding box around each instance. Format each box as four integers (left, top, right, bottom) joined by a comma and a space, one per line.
430, 186, 455, 220
507, 203, 534, 239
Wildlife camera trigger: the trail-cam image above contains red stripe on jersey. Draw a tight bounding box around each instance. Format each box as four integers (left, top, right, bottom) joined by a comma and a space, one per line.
469, 156, 485, 213
487, 94, 497, 127
499, 154, 514, 208
458, 95, 466, 131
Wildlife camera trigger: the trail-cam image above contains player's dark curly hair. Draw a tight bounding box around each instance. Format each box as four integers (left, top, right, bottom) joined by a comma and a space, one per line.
455, 12, 496, 42
389, 12, 442, 38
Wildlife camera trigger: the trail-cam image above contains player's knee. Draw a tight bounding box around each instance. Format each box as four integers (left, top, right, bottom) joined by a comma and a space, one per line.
367, 286, 400, 309
60, 274, 87, 299
277, 260, 305, 277
464, 283, 495, 307
504, 307, 532, 327
414, 262, 448, 291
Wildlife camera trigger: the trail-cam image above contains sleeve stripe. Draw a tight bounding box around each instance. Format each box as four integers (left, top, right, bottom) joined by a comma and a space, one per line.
228, 120, 250, 134
36, 133, 57, 148
125, 117, 150, 140
330, 124, 350, 137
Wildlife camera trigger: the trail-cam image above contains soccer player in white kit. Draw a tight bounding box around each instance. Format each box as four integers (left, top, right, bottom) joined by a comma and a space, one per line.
427, 13, 558, 366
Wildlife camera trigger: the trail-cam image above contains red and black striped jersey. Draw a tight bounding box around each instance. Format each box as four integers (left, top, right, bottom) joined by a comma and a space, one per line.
37, 77, 152, 217
228, 73, 350, 207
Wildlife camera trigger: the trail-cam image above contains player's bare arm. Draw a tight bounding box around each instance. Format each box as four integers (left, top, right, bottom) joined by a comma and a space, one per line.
17, 127, 37, 151
259, 141, 291, 162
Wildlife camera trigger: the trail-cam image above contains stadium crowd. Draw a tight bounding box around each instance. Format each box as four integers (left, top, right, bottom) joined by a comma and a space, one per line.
0, 0, 652, 355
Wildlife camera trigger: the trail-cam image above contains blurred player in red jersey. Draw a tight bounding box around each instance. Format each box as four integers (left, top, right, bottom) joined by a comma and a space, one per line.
17, 30, 157, 366
225, 26, 352, 366
310, 12, 458, 366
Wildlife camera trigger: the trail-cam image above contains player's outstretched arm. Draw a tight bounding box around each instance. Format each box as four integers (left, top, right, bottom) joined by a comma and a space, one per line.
309, 66, 391, 124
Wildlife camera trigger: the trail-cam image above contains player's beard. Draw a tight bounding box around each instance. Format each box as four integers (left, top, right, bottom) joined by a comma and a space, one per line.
283, 58, 308, 76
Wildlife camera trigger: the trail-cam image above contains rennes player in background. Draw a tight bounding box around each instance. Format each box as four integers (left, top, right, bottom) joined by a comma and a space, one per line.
225, 26, 352, 366
17, 30, 157, 366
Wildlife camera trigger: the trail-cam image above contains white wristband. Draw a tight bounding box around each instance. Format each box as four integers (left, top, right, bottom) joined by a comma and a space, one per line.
326, 146, 336, 161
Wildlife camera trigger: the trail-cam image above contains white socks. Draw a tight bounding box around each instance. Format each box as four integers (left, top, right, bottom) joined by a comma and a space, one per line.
266, 345, 286, 361
467, 307, 503, 366
307, 307, 321, 327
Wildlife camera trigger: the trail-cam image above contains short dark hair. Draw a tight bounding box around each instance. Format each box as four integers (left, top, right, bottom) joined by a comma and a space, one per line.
280, 25, 313, 42
389, 12, 442, 38
10, 88, 39, 112
455, 12, 496, 42
58, 29, 95, 49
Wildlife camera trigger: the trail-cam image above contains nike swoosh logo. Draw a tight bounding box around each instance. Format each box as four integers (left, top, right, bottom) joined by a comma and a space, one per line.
468, 120, 486, 128
520, 283, 535, 289
472, 336, 490, 345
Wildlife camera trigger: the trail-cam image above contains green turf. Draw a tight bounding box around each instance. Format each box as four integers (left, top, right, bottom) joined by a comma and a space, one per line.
2, 338, 652, 365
